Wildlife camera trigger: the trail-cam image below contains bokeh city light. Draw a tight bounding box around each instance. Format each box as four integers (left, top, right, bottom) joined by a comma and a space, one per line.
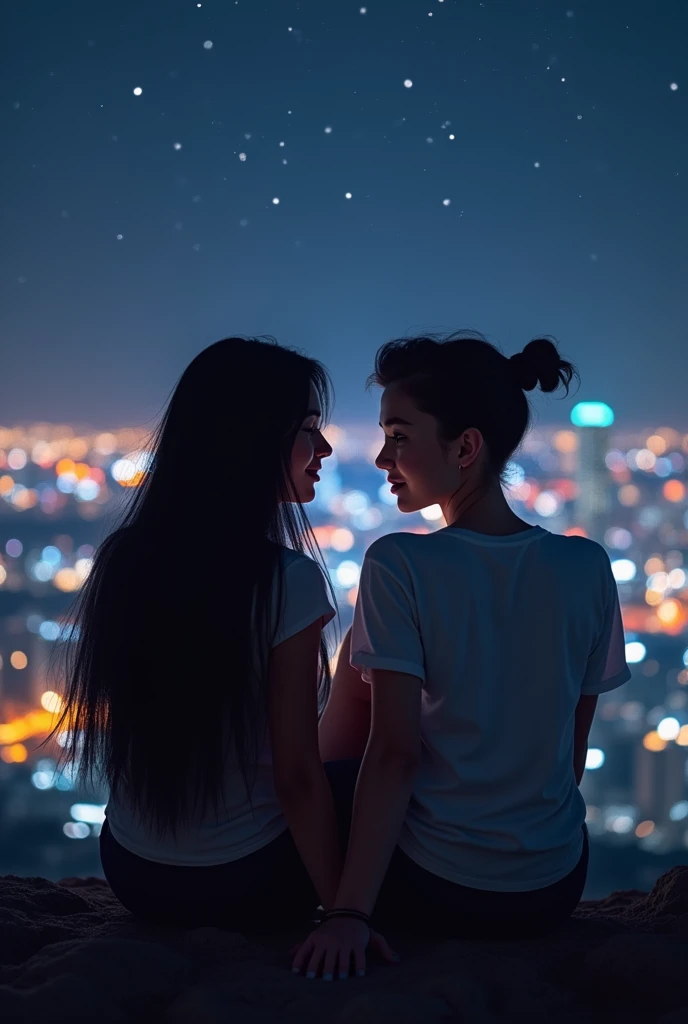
1, 414, 688, 882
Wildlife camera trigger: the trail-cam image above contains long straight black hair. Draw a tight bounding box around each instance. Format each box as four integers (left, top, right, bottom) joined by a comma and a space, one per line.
46, 337, 334, 836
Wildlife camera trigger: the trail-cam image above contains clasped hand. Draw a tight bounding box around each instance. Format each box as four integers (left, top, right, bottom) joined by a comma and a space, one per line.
291, 916, 398, 980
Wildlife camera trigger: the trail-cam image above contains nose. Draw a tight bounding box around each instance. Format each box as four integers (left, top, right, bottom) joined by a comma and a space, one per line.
375, 442, 394, 471
315, 431, 333, 459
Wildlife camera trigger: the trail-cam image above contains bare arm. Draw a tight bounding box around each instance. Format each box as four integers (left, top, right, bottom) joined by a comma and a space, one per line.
573, 694, 598, 785
318, 627, 372, 761
268, 620, 343, 910
333, 668, 422, 915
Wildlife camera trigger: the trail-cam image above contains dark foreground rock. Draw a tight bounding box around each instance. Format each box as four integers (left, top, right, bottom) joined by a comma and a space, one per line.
1, 867, 687, 1023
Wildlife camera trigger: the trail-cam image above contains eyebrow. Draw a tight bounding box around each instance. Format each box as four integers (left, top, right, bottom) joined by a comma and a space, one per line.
380, 417, 413, 428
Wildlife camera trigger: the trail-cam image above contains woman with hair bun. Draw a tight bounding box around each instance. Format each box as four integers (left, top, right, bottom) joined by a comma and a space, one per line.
295, 332, 630, 978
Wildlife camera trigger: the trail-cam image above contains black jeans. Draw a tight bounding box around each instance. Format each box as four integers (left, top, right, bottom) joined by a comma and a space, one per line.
101, 759, 588, 939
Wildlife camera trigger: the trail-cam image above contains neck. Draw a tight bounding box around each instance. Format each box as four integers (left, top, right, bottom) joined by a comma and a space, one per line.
441, 476, 532, 536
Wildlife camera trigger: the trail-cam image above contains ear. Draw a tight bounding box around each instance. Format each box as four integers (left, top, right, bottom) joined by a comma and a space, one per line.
456, 428, 484, 469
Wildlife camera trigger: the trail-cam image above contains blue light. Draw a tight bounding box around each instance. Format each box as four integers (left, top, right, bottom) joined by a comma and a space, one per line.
41, 546, 62, 566
70, 803, 106, 824
63, 822, 90, 839
335, 560, 360, 588
378, 482, 397, 506
56, 474, 77, 494
39, 620, 61, 641
670, 801, 688, 822
571, 402, 615, 428
75, 479, 100, 502
31, 771, 55, 790
611, 559, 636, 582
32, 561, 56, 582
625, 641, 646, 664
342, 490, 369, 514
585, 748, 605, 770
353, 507, 383, 531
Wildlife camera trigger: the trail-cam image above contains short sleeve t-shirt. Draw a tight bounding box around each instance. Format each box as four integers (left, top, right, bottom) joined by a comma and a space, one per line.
106, 548, 335, 866
351, 526, 630, 892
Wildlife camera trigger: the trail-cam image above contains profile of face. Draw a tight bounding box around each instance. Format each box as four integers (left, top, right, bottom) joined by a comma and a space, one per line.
376, 380, 482, 515
289, 381, 333, 503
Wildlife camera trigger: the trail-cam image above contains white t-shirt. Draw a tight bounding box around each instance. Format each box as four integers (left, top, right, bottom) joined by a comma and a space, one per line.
351, 526, 630, 892
106, 548, 335, 866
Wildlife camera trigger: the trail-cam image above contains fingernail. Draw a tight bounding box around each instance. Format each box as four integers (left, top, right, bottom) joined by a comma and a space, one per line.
306, 972, 316, 980
339, 972, 348, 980
357, 969, 365, 978
322, 973, 333, 982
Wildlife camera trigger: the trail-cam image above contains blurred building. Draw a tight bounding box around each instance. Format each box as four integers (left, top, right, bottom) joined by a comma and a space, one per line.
1, 417, 687, 882
572, 401, 614, 542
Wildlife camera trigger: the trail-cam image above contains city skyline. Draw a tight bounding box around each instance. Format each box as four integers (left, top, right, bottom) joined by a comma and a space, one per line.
2, 407, 688, 887
2, 395, 688, 436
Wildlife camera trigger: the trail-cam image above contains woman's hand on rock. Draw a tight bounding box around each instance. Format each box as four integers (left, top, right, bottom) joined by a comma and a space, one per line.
291, 918, 398, 980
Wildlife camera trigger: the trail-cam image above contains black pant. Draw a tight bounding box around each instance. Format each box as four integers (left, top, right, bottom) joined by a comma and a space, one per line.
325, 759, 589, 940
100, 759, 588, 939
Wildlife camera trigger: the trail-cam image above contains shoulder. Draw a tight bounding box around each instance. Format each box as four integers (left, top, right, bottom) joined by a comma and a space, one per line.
540, 534, 613, 590
361, 532, 433, 591
363, 531, 423, 568
543, 533, 610, 565
280, 546, 313, 572
279, 547, 331, 590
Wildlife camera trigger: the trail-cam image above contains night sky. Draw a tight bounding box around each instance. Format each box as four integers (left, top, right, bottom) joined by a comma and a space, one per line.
3, 0, 686, 429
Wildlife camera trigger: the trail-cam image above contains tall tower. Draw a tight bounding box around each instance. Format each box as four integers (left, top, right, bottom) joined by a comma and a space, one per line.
572, 402, 614, 542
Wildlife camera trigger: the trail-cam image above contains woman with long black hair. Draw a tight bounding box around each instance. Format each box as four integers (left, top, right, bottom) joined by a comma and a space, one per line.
48, 337, 346, 932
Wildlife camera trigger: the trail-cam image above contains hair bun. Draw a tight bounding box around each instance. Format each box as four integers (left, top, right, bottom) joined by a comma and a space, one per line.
509, 338, 575, 395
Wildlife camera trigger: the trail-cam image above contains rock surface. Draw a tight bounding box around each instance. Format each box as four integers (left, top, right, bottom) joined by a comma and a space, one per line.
1, 868, 687, 1023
